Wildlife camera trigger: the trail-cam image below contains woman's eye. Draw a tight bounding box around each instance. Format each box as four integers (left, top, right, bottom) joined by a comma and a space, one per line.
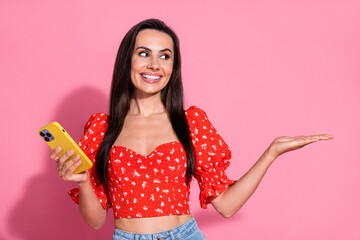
160, 54, 170, 60
139, 52, 148, 57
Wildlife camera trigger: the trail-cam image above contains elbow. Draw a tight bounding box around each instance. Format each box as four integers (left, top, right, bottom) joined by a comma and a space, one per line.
210, 192, 243, 218
222, 212, 235, 218
90, 223, 103, 231
211, 198, 239, 218
87, 219, 106, 230
219, 209, 236, 218
214, 202, 243, 218
80, 211, 106, 230
214, 205, 238, 218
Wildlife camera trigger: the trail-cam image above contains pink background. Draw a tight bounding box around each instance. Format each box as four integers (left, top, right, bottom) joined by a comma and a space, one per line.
1, 0, 359, 239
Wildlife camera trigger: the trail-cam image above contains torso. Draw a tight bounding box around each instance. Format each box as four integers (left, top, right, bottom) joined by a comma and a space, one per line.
113, 111, 190, 233
114, 112, 178, 156
114, 214, 192, 233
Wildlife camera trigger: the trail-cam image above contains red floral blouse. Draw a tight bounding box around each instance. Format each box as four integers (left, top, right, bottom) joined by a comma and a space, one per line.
69, 106, 236, 219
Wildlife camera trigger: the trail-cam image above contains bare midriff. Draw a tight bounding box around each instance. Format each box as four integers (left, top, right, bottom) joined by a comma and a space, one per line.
114, 214, 192, 234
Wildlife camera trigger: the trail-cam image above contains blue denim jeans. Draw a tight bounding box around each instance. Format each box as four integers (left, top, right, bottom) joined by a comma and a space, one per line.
112, 217, 206, 240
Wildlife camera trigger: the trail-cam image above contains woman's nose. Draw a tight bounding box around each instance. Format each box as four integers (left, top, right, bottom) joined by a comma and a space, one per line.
147, 56, 159, 70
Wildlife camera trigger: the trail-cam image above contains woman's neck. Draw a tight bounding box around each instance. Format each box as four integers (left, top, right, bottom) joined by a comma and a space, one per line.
128, 92, 166, 117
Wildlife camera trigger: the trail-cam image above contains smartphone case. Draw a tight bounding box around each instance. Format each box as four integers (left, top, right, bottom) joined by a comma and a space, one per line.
38, 122, 93, 174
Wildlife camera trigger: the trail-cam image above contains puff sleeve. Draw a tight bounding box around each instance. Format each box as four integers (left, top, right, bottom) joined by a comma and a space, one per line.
186, 106, 237, 209
68, 113, 112, 209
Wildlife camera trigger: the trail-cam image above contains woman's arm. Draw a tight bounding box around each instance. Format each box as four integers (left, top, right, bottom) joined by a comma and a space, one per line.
50, 147, 107, 229
210, 134, 334, 218
78, 177, 107, 230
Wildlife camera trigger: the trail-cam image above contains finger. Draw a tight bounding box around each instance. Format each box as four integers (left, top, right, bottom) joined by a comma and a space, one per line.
49, 147, 62, 161
296, 134, 332, 141
307, 134, 334, 140
293, 137, 319, 148
316, 134, 334, 140
63, 159, 82, 180
294, 135, 305, 139
57, 150, 74, 171
59, 155, 80, 178
65, 159, 81, 178
300, 139, 319, 147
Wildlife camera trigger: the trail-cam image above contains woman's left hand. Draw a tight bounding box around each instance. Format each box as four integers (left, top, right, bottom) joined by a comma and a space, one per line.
267, 134, 334, 159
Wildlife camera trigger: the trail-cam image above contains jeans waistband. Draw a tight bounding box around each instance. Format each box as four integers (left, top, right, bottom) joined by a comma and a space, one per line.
112, 217, 199, 240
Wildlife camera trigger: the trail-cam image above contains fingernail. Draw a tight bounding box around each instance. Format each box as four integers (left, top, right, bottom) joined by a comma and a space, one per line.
56, 147, 61, 151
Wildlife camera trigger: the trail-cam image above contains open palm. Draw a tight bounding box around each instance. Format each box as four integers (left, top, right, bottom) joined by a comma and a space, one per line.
268, 134, 334, 158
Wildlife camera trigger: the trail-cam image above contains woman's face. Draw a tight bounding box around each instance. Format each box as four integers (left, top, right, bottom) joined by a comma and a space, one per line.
130, 29, 174, 97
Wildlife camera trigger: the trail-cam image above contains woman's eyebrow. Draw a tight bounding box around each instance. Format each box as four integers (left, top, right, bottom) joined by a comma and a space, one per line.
135, 46, 172, 54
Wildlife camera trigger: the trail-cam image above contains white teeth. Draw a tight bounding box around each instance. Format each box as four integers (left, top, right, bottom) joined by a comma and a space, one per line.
142, 74, 161, 80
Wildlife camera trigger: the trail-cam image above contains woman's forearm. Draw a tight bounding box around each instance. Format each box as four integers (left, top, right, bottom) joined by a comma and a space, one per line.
78, 180, 107, 230
210, 148, 275, 217
211, 134, 333, 217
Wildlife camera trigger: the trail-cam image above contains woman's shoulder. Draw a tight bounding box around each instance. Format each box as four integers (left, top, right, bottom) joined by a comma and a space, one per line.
86, 113, 108, 123
82, 113, 109, 134
185, 106, 212, 133
185, 105, 207, 119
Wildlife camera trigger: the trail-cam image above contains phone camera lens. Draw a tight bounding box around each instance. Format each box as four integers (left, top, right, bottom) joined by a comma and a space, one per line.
46, 133, 52, 137
45, 137, 50, 142
40, 132, 45, 137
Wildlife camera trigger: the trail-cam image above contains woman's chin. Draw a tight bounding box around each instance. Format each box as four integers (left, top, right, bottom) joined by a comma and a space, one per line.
133, 88, 162, 98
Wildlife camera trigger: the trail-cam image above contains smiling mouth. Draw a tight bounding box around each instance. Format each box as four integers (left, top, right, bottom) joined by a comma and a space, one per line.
141, 74, 161, 80
141, 74, 162, 83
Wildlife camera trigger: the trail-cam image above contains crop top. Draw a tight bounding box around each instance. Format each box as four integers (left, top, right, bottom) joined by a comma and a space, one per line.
68, 106, 237, 219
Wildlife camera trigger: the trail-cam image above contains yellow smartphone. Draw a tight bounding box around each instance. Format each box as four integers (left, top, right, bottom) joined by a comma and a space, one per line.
38, 122, 93, 174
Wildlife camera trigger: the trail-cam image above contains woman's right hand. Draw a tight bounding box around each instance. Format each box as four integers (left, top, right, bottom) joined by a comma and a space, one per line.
49, 147, 89, 183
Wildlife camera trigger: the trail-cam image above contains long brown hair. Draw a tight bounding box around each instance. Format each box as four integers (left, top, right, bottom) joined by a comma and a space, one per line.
96, 19, 195, 187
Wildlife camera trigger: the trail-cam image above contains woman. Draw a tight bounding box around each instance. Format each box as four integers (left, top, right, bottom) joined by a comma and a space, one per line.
49, 19, 333, 240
